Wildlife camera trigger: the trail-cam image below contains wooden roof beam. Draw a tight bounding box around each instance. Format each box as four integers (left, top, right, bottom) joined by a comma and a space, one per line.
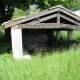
18, 23, 80, 30
56, 12, 60, 40
59, 8, 80, 21
28, 14, 57, 25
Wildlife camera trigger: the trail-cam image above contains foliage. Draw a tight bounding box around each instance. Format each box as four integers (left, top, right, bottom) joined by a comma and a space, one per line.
11, 5, 40, 19
60, 30, 80, 41
36, 0, 80, 10
0, 25, 11, 54
0, 25, 4, 33
12, 5, 40, 19
73, 30, 80, 41
0, 25, 4, 40
60, 31, 67, 40
0, 42, 11, 54
12, 9, 26, 20
27, 5, 40, 15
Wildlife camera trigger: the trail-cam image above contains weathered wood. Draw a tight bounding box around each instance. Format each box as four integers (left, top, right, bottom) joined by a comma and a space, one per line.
19, 23, 80, 29
56, 12, 60, 40
28, 14, 57, 24
59, 8, 80, 21
19, 23, 59, 29
57, 12, 60, 23
60, 14, 80, 25
11, 25, 23, 59
60, 24, 80, 29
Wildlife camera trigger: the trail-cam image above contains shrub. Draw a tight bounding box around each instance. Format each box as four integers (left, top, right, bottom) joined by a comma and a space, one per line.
12, 9, 26, 20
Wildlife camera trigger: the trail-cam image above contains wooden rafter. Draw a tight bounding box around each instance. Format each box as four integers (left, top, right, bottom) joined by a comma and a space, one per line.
28, 14, 57, 24
60, 14, 80, 25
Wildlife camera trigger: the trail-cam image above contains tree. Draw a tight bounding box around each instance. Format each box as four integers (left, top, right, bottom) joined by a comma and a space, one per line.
36, 0, 80, 10
0, 0, 14, 23
0, 0, 6, 23
0, 0, 32, 23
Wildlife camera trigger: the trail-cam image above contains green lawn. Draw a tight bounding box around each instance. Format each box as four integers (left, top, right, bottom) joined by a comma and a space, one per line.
0, 25, 80, 80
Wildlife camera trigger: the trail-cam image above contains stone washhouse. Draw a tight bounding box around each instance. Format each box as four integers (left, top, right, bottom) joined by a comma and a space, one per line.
2, 5, 80, 59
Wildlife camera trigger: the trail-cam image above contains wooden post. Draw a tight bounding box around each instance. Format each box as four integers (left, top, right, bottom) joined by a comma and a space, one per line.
68, 30, 73, 40
56, 31, 60, 40
11, 25, 23, 60
56, 12, 60, 40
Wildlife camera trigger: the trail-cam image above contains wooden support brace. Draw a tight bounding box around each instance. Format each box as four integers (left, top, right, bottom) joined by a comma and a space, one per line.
56, 12, 61, 40
56, 31, 60, 40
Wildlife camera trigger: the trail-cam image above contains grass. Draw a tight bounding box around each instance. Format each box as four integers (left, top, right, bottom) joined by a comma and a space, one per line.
0, 25, 80, 80
0, 48, 80, 80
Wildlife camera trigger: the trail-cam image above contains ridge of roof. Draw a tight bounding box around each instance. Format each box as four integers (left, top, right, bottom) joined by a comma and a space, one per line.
49, 5, 78, 17
2, 16, 26, 25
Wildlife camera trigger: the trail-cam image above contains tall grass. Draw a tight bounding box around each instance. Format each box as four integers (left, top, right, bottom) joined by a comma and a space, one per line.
0, 47, 80, 80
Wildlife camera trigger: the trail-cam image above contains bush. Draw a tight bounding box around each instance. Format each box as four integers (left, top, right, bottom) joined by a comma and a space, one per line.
12, 9, 26, 20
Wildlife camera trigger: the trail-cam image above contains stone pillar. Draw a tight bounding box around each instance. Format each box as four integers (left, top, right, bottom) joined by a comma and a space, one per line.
56, 31, 60, 40
68, 30, 73, 40
11, 25, 23, 59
